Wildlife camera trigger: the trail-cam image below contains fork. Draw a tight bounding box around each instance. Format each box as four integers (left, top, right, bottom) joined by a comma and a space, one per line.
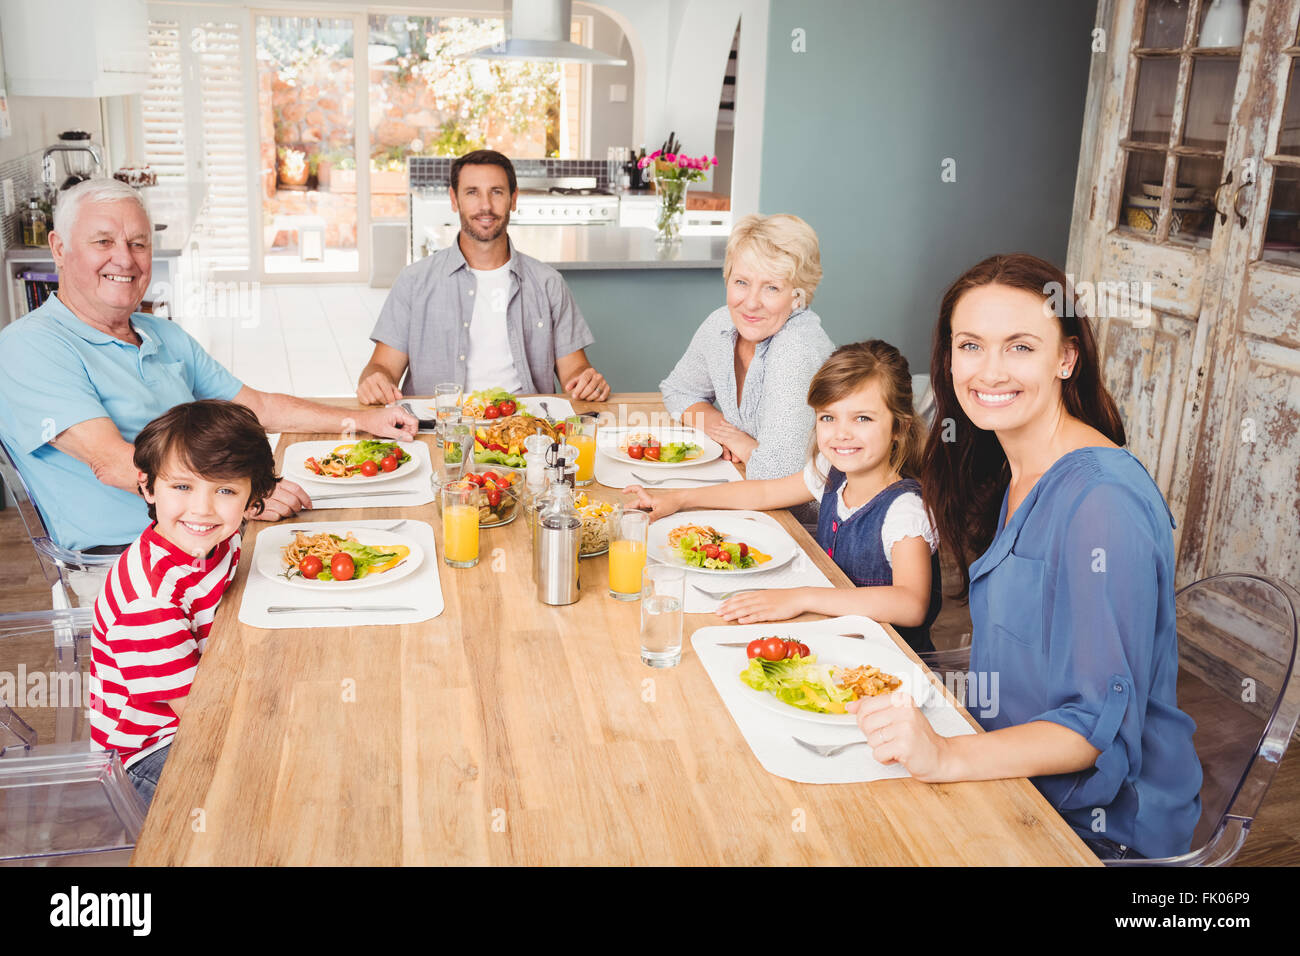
631, 472, 730, 486
691, 584, 753, 601
792, 737, 870, 758
281, 519, 407, 534
538, 399, 553, 421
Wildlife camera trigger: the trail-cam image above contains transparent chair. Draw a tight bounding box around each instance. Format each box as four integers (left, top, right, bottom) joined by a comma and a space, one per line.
0, 608, 147, 866
0, 437, 119, 632
921, 573, 1300, 866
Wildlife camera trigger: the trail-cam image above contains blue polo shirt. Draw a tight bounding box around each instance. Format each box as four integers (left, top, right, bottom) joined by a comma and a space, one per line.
0, 295, 243, 551
968, 447, 1202, 859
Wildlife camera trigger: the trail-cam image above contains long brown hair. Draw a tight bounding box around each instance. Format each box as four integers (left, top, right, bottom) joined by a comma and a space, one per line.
920, 254, 1126, 598
807, 340, 924, 481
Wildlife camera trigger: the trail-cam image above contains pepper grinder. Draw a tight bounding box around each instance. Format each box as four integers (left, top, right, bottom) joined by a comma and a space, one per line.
535, 456, 581, 606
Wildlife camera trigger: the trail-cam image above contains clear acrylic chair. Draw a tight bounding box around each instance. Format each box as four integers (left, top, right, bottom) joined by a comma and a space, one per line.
0, 437, 119, 635
0, 608, 147, 866
920, 573, 1300, 866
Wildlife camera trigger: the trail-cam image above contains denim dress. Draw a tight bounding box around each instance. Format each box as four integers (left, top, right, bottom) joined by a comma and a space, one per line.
814, 473, 940, 652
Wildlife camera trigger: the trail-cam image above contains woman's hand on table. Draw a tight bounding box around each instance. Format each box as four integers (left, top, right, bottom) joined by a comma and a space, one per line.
848, 693, 951, 782
622, 485, 683, 522
717, 587, 809, 623
704, 420, 758, 464
355, 405, 418, 440
248, 477, 313, 522
357, 369, 403, 406
565, 367, 611, 402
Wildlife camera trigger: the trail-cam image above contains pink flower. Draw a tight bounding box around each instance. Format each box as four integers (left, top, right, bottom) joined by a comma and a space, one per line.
664, 152, 676, 163
650, 149, 661, 160
710, 155, 718, 166
638, 157, 649, 169
677, 156, 688, 168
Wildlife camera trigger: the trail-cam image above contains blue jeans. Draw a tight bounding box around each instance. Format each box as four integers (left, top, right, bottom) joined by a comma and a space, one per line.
126, 745, 171, 806
1084, 836, 1146, 861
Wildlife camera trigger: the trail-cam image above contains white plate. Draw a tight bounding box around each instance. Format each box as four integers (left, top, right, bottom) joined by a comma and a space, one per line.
598, 426, 723, 468
256, 526, 425, 591
647, 511, 798, 575
730, 639, 921, 726
282, 440, 423, 486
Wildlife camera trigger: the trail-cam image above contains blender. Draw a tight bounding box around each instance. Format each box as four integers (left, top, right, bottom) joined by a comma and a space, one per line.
42, 130, 105, 191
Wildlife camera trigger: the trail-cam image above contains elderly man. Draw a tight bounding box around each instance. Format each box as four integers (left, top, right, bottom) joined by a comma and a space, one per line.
356, 149, 610, 404
0, 178, 416, 552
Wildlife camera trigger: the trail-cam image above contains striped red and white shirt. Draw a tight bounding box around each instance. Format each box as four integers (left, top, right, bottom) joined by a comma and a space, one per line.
89, 523, 241, 768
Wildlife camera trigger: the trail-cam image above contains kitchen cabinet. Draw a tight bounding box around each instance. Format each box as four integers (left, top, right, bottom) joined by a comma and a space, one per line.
0, 0, 149, 97
1069, 0, 1300, 589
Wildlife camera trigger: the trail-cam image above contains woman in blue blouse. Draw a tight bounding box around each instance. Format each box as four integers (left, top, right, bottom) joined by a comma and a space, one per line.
850, 253, 1201, 861
659, 213, 835, 480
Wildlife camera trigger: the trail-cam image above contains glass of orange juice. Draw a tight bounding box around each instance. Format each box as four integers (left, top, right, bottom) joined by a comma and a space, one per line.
608, 507, 649, 600
442, 479, 480, 568
569, 416, 597, 486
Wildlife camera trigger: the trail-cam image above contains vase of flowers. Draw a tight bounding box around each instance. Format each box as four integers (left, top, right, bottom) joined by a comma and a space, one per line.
639, 133, 718, 244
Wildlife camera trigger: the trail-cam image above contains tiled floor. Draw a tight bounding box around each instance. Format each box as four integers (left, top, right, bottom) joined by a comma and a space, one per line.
207, 282, 389, 398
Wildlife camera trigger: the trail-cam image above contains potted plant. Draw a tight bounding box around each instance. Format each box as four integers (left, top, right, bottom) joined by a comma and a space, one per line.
638, 132, 718, 244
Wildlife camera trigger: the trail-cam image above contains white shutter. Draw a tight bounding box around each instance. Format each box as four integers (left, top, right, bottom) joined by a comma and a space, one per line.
193, 19, 250, 272
142, 19, 187, 181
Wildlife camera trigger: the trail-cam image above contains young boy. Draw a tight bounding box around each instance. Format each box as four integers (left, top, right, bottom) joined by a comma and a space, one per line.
89, 400, 278, 805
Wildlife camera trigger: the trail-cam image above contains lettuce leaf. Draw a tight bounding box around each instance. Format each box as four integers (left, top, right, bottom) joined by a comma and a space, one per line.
738, 656, 857, 714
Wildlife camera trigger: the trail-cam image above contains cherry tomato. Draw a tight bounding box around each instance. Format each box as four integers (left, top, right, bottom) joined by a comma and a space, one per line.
498, 401, 516, 416
554, 422, 567, 434
467, 473, 485, 486
738, 542, 749, 558
380, 455, 399, 472
360, 460, 379, 477
299, 556, 323, 579
759, 637, 786, 661
486, 488, 502, 507
627, 444, 645, 460
482, 471, 500, 484
796, 642, 811, 658
330, 552, 355, 581
703, 543, 721, 559
484, 406, 500, 420
644, 446, 661, 461
717, 549, 732, 563
746, 638, 766, 659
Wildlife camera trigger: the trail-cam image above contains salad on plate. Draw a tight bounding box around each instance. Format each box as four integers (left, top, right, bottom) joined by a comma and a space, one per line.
739, 641, 903, 715
303, 440, 411, 479
279, 530, 411, 582
669, 523, 771, 570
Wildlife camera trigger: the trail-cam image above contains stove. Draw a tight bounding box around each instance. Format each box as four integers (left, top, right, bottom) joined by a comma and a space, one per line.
512, 178, 617, 224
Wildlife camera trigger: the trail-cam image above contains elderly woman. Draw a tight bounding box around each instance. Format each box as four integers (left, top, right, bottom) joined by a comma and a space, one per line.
0, 178, 415, 553
659, 213, 834, 480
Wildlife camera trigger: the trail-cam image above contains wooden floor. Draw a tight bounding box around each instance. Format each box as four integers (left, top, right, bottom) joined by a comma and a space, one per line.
1, 507, 1296, 865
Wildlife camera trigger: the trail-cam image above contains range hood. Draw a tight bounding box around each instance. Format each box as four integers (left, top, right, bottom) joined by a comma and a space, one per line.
462, 0, 627, 66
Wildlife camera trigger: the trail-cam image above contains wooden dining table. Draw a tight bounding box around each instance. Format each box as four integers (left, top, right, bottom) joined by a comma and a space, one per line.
131, 394, 1099, 866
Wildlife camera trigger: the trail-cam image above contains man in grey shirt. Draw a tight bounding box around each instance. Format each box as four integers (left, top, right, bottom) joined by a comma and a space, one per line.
358, 150, 611, 403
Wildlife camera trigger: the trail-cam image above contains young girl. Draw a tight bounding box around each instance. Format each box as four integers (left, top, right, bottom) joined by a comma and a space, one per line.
850, 253, 1201, 861
625, 340, 940, 652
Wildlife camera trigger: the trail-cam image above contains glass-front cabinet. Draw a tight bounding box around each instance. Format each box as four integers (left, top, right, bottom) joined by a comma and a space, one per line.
1071, 0, 1300, 589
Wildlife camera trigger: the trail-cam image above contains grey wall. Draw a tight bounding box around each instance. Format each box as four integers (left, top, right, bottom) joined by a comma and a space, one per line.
757, 0, 1097, 373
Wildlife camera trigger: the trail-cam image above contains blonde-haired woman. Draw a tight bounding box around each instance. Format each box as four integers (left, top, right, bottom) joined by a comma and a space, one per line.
659, 213, 834, 479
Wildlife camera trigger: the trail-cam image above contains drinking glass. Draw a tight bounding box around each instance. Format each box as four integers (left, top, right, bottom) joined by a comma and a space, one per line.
568, 417, 597, 486
640, 565, 684, 667
441, 479, 479, 568
442, 419, 473, 483
608, 507, 648, 601
434, 382, 462, 445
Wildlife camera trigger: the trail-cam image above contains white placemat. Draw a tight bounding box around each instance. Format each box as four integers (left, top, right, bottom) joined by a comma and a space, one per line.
285, 440, 435, 510
238, 519, 444, 629
691, 615, 976, 783
396, 396, 576, 433
596, 449, 742, 489
651, 510, 834, 613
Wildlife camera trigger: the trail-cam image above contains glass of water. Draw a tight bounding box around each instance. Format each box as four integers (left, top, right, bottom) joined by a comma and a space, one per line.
434, 382, 462, 445
442, 419, 473, 483
640, 565, 685, 667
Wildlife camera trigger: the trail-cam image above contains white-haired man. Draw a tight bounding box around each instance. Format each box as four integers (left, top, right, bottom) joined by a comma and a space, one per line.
0, 178, 416, 552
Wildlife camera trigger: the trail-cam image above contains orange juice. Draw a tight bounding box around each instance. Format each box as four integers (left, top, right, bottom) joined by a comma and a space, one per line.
608, 538, 646, 597
571, 433, 596, 485
443, 503, 480, 566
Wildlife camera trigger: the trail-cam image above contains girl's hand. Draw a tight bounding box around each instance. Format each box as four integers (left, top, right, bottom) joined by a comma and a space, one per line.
705, 420, 758, 464
622, 485, 682, 522
847, 693, 950, 782
717, 587, 808, 623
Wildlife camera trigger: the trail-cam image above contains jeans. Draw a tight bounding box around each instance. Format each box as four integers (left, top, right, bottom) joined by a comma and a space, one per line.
126, 745, 171, 806
1084, 835, 1145, 861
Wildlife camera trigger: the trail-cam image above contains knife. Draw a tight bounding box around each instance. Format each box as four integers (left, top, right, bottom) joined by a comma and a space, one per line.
267, 605, 418, 613
310, 491, 422, 502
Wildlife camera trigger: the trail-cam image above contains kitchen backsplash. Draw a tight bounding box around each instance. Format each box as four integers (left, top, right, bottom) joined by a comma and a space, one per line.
0, 149, 46, 252
409, 157, 610, 191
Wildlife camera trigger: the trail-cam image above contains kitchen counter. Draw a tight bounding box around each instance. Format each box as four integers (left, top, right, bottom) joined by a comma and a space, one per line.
423, 223, 726, 270
3, 179, 206, 262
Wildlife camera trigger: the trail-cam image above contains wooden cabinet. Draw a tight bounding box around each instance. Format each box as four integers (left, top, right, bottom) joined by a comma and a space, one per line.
1070, 0, 1300, 588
